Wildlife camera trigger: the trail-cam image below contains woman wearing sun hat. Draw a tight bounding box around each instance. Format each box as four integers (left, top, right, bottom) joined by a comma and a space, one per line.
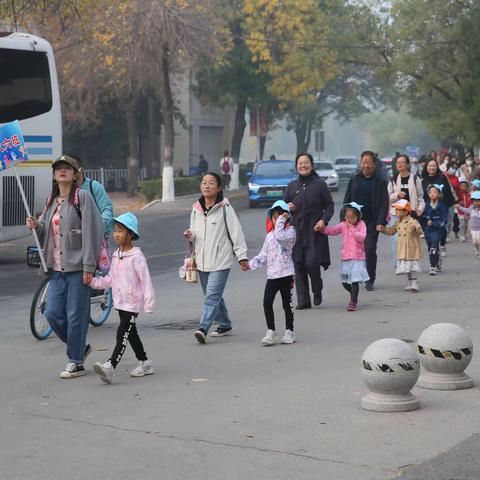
26, 155, 104, 379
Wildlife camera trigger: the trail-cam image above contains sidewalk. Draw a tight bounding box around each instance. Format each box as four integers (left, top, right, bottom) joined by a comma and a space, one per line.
111, 189, 247, 216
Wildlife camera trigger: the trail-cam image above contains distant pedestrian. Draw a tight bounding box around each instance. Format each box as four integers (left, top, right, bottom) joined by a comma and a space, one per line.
249, 200, 296, 345
283, 153, 334, 309
344, 150, 389, 291
198, 155, 209, 175
220, 150, 234, 189
456, 179, 471, 242
91, 213, 155, 384
269, 154, 277, 160
457, 191, 480, 258
184, 172, 249, 344
379, 200, 422, 292
424, 184, 448, 275
324, 202, 369, 311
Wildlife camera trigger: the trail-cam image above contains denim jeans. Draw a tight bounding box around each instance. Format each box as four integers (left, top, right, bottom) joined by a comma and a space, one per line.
45, 271, 91, 363
198, 269, 231, 333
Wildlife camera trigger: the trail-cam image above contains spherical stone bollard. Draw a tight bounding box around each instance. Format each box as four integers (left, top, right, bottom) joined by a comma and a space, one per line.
361, 338, 420, 412
417, 323, 473, 390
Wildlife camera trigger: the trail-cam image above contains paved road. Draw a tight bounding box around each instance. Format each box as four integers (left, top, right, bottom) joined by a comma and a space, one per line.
2, 181, 480, 479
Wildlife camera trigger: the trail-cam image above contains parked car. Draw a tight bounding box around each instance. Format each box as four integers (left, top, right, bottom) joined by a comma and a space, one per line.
334, 156, 358, 178
314, 160, 339, 191
248, 160, 297, 208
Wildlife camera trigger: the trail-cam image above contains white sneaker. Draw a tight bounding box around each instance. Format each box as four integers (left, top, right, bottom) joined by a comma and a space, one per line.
405, 281, 413, 291
429, 267, 437, 276
410, 280, 419, 292
59, 362, 86, 379
281, 329, 296, 344
460, 236, 466, 242
261, 329, 278, 346
130, 360, 154, 377
94, 361, 113, 384
440, 247, 447, 257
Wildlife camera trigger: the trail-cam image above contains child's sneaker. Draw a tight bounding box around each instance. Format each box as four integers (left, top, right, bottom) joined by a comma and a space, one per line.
347, 302, 357, 311
130, 360, 154, 377
410, 280, 419, 292
94, 360, 113, 384
60, 362, 86, 379
194, 328, 207, 344
460, 236, 466, 242
405, 281, 413, 291
211, 327, 232, 337
261, 329, 278, 346
440, 246, 447, 257
281, 329, 296, 344
429, 267, 437, 276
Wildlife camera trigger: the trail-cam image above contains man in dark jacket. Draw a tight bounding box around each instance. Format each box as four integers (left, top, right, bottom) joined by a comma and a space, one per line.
344, 151, 389, 291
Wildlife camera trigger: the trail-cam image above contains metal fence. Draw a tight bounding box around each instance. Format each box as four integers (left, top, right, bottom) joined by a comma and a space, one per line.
84, 167, 147, 192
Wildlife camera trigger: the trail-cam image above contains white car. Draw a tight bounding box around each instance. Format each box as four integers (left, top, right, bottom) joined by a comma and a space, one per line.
314, 160, 339, 191
334, 156, 359, 178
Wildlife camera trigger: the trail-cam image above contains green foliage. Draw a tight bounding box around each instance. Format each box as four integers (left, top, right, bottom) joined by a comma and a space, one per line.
139, 176, 202, 201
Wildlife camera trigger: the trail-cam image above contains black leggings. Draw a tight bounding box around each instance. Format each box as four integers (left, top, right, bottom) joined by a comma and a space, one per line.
263, 276, 294, 331
110, 310, 148, 368
342, 282, 359, 303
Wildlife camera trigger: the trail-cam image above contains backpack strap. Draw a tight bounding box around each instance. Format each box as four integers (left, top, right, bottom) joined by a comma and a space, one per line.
223, 205, 234, 248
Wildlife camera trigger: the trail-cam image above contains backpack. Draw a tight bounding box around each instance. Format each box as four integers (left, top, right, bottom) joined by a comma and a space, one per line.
222, 158, 231, 174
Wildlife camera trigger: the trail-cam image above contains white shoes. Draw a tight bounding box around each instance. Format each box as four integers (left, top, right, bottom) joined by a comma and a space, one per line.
281, 329, 296, 344
94, 360, 114, 384
130, 359, 154, 377
261, 329, 278, 346
405, 280, 419, 292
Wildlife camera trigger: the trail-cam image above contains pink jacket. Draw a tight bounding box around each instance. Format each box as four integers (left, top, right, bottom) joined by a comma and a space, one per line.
324, 221, 367, 260
90, 247, 155, 314
249, 216, 296, 279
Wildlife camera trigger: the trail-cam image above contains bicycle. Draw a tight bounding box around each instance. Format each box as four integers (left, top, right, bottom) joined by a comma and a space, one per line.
27, 246, 113, 340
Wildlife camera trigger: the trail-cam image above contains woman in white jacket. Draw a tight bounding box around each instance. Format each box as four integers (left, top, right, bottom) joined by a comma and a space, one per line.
387, 154, 425, 268
184, 172, 249, 344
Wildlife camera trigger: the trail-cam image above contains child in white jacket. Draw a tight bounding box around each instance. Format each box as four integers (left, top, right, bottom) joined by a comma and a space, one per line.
90, 212, 155, 384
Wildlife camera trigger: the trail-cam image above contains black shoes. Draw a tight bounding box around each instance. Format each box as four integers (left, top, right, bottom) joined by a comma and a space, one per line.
313, 293, 322, 306
365, 281, 375, 291
194, 328, 207, 344
211, 327, 233, 337
295, 304, 311, 310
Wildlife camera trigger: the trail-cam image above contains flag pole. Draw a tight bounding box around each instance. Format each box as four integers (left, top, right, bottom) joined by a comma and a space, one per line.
12, 165, 48, 273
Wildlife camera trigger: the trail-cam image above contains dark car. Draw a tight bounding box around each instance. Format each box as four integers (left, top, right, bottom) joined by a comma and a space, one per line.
248, 160, 297, 208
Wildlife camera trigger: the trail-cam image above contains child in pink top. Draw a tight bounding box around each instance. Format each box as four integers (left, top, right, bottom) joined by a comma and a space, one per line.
90, 212, 155, 384
324, 202, 369, 311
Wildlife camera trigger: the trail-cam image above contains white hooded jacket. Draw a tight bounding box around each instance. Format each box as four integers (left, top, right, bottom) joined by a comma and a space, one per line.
189, 198, 248, 272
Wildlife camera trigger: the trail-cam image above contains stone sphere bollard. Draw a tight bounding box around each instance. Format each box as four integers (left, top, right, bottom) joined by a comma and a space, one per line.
361, 338, 420, 412
417, 323, 473, 390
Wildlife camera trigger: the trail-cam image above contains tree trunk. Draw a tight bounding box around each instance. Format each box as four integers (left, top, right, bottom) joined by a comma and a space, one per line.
159, 51, 175, 202
295, 119, 308, 155
229, 98, 247, 190
147, 95, 158, 178
126, 100, 139, 197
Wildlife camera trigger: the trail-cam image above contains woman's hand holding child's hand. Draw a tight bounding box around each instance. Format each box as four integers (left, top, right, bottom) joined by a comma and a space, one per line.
239, 260, 250, 271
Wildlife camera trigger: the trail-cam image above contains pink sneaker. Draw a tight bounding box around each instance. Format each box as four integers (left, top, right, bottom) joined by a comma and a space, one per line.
347, 302, 357, 311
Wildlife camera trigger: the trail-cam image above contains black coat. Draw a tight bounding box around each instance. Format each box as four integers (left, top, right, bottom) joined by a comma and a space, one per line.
284, 174, 334, 269
343, 171, 389, 226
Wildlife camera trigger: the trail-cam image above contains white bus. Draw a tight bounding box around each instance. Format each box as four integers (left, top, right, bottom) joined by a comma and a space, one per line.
0, 32, 61, 241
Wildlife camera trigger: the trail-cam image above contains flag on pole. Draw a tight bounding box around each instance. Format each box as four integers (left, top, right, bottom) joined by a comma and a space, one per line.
0, 120, 29, 171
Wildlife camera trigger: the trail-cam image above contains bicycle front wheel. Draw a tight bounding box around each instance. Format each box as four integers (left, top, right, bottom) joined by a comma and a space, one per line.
89, 288, 113, 326
30, 277, 53, 340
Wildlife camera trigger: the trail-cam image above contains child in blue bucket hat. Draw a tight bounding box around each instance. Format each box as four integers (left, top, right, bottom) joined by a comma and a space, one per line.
248, 200, 297, 345
90, 212, 155, 384
324, 202, 369, 311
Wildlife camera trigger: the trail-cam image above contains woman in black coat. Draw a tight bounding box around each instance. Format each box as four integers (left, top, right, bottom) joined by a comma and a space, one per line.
284, 153, 334, 309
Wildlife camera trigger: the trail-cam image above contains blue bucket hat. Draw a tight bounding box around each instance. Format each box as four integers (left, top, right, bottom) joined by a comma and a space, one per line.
471, 191, 480, 201
428, 184, 444, 197
341, 202, 363, 219
114, 212, 140, 240
267, 200, 291, 218
472, 179, 480, 189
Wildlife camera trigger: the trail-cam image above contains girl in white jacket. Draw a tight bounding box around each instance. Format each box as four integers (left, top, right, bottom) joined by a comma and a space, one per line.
184, 172, 249, 344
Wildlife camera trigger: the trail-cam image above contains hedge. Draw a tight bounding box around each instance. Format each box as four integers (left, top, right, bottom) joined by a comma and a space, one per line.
139, 176, 202, 202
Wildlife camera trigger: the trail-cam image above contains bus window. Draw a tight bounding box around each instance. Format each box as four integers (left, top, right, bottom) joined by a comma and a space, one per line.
0, 49, 52, 123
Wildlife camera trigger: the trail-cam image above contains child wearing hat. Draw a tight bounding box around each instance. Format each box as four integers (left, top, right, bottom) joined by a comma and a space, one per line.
456, 179, 472, 242
248, 200, 296, 345
471, 179, 480, 192
324, 202, 369, 310
90, 212, 155, 384
423, 184, 448, 275
457, 191, 480, 258
379, 200, 422, 292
